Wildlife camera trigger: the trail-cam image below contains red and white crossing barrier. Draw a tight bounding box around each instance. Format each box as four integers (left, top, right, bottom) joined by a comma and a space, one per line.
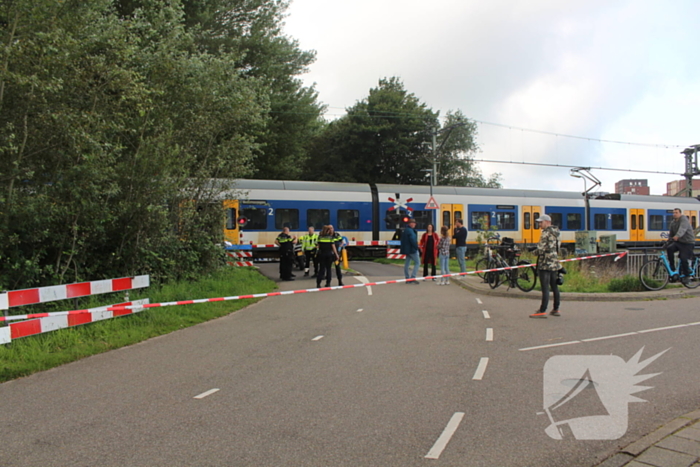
101, 252, 628, 314
386, 248, 405, 259
0, 275, 150, 310
226, 251, 255, 267
0, 299, 149, 345
348, 241, 388, 246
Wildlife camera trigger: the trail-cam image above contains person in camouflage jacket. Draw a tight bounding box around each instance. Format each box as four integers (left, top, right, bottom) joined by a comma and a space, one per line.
531, 215, 561, 318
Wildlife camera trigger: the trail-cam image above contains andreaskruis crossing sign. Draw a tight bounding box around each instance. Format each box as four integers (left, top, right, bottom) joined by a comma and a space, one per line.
425, 196, 439, 209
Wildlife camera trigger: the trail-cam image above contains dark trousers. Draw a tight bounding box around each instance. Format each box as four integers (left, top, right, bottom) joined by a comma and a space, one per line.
334, 259, 343, 283
539, 270, 560, 313
317, 255, 334, 286
423, 253, 436, 277
666, 242, 693, 277
279, 255, 293, 279
304, 251, 318, 274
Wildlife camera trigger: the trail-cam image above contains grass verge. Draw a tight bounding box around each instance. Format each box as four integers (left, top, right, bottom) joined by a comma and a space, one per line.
0, 267, 275, 383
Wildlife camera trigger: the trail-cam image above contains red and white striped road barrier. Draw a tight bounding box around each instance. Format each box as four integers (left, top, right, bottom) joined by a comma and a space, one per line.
348, 241, 388, 246
226, 251, 255, 267
227, 261, 255, 267
386, 248, 406, 259
100, 252, 627, 314
0, 299, 150, 345
0, 275, 150, 310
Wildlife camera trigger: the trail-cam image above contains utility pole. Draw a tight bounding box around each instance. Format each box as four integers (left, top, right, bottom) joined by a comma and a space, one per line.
680, 145, 700, 197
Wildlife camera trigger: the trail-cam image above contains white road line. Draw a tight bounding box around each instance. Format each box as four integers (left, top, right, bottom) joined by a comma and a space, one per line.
482, 310, 490, 319
472, 357, 489, 380
486, 328, 494, 342
312, 335, 324, 341
424, 412, 465, 460
519, 320, 700, 352
194, 388, 220, 399
357, 308, 363, 312
476, 298, 483, 305
355, 276, 373, 295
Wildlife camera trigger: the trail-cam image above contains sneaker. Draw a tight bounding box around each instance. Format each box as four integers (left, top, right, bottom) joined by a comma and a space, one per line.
550, 310, 561, 317
529, 312, 547, 319
682, 277, 690, 285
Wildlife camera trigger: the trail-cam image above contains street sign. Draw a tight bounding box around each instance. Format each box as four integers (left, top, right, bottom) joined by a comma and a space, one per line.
388, 196, 414, 212
425, 196, 439, 210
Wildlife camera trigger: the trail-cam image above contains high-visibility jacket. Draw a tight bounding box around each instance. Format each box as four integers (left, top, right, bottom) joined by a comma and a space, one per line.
317, 235, 336, 257
300, 233, 319, 251
276, 233, 295, 256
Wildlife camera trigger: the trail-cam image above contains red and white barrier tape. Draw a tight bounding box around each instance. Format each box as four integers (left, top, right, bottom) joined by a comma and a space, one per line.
1, 251, 627, 328
100, 251, 627, 313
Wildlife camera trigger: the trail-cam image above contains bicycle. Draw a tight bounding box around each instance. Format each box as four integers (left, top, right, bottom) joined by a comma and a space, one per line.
485, 240, 537, 292
474, 236, 501, 280
639, 243, 700, 291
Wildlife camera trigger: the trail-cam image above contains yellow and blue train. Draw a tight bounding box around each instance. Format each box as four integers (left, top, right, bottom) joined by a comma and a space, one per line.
221, 179, 699, 258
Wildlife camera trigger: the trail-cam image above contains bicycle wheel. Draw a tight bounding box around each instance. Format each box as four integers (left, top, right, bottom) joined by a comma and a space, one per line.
474, 257, 489, 279
515, 260, 537, 292
639, 260, 669, 291
486, 259, 503, 289
683, 259, 700, 289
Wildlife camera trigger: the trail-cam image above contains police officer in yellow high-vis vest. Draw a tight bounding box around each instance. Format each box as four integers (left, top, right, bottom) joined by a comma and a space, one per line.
275, 227, 297, 281
299, 226, 319, 277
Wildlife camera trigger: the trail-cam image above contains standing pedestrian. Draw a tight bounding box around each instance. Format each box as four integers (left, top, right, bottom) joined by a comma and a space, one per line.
300, 226, 319, 277
437, 226, 451, 285
419, 224, 439, 280
400, 218, 420, 284
330, 225, 347, 286
316, 225, 339, 288
530, 214, 561, 318
275, 227, 297, 281
666, 208, 695, 284
453, 219, 468, 273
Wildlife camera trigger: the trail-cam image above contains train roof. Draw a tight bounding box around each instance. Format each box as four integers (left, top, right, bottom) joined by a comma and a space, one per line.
230, 179, 371, 193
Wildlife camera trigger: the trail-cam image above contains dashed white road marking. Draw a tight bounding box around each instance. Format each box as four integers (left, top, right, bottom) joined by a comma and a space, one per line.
425, 412, 465, 460
356, 308, 363, 312
312, 335, 324, 341
486, 328, 493, 342
519, 320, 700, 351
482, 310, 490, 319
194, 388, 220, 399
472, 357, 489, 380
355, 276, 373, 295
475, 298, 483, 305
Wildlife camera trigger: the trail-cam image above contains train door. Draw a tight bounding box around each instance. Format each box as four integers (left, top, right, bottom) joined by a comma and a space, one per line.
223, 199, 240, 244
440, 204, 464, 243
684, 210, 697, 230
522, 206, 542, 244
630, 209, 645, 242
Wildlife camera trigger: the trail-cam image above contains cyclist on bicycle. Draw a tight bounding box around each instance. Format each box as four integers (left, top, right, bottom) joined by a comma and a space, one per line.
530, 214, 561, 319
667, 208, 695, 284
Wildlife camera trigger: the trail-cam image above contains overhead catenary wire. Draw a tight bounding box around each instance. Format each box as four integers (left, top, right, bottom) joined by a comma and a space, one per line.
471, 159, 682, 176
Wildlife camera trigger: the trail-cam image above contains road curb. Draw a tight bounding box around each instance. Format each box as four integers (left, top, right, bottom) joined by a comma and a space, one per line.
450, 276, 700, 302
594, 410, 700, 467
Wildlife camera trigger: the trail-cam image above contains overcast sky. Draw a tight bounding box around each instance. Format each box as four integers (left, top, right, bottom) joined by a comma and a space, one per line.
282, 0, 700, 195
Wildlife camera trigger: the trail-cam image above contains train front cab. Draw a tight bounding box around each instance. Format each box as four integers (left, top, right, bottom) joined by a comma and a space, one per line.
223, 199, 240, 245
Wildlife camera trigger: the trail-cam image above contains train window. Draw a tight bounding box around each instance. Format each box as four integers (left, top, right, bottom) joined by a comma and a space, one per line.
495, 212, 516, 230
567, 213, 581, 230
307, 209, 330, 230
442, 211, 451, 228
226, 208, 237, 230
412, 210, 432, 230
693, 216, 697, 229
649, 215, 663, 230
611, 214, 625, 230
631, 215, 636, 230
385, 208, 408, 229
524, 212, 531, 230
534, 212, 540, 230
454, 211, 462, 222
338, 210, 359, 230
639, 215, 644, 229
471, 212, 490, 231
275, 209, 299, 230
594, 214, 607, 230
549, 213, 562, 229
242, 207, 267, 230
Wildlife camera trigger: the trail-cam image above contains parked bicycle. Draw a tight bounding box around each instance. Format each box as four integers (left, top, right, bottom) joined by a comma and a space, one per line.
484, 238, 537, 292
638, 242, 700, 290
474, 236, 501, 280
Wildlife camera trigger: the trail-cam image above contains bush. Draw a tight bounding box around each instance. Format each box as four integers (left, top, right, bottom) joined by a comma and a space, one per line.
607, 275, 645, 292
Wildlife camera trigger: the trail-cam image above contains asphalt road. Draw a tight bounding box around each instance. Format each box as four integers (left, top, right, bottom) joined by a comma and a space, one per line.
1, 261, 699, 467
